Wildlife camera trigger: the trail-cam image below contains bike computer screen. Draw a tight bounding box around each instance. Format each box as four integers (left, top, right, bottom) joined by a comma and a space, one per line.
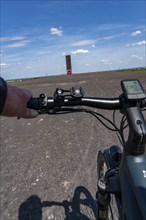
121, 79, 145, 100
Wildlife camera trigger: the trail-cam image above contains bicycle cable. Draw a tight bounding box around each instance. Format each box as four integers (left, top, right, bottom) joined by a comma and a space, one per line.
51, 107, 127, 146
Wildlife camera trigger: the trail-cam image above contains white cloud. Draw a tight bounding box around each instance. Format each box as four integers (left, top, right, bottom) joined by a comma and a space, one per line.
100, 59, 110, 63
4, 43, 26, 48
99, 59, 112, 65
0, 36, 27, 42
0, 37, 8, 42
97, 23, 130, 32
0, 63, 7, 66
130, 55, 143, 59
127, 40, 146, 47
2, 40, 31, 49
131, 55, 139, 58
103, 35, 115, 40
119, 59, 129, 64
131, 30, 142, 36
91, 44, 96, 48
71, 49, 89, 55
50, 27, 63, 36
132, 40, 146, 46
0, 63, 9, 68
71, 40, 96, 47
37, 51, 51, 55
26, 66, 32, 69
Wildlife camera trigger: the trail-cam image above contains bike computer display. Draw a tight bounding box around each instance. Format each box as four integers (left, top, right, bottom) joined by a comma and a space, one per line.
121, 79, 145, 100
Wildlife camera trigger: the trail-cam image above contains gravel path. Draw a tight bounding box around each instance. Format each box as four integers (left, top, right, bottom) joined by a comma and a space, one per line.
0, 71, 145, 219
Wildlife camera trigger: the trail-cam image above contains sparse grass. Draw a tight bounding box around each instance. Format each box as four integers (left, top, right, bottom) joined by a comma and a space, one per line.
7, 67, 146, 83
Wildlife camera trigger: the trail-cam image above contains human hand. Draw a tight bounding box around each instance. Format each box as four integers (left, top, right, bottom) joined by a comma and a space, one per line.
1, 84, 39, 118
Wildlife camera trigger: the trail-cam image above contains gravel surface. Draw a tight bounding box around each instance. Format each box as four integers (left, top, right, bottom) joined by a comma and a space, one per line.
0, 71, 145, 220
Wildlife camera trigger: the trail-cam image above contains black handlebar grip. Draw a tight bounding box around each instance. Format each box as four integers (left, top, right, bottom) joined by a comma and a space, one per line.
27, 98, 39, 110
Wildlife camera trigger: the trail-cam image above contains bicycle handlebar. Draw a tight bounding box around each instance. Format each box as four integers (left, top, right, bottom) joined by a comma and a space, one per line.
27, 97, 40, 110
27, 97, 122, 110
27, 89, 146, 113
64, 97, 121, 109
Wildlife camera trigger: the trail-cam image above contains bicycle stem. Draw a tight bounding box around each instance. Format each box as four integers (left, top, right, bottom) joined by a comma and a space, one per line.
124, 104, 146, 155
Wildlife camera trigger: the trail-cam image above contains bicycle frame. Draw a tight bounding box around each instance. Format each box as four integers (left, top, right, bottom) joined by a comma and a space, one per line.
119, 104, 146, 220
97, 104, 146, 220
119, 151, 146, 220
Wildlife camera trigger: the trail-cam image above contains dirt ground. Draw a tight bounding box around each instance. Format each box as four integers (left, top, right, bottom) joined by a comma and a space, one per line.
0, 71, 145, 220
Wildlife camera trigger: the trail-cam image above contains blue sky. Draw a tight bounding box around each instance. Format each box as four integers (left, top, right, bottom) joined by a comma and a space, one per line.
0, 0, 146, 80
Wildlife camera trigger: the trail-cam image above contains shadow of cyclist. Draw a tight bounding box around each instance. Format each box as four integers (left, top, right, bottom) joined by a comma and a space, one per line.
18, 186, 98, 220
19, 195, 42, 220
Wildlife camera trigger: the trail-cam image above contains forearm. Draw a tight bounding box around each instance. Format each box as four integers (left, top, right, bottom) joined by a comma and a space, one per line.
0, 77, 7, 114
0, 77, 38, 118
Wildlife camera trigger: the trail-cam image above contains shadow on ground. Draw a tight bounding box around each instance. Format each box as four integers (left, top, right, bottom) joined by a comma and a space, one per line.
18, 186, 98, 220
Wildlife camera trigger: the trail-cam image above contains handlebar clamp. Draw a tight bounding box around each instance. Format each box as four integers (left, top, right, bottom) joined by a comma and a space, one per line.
39, 94, 48, 112
53, 86, 85, 108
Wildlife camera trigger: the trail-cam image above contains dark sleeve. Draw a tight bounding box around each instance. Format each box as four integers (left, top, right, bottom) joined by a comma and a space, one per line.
0, 77, 7, 113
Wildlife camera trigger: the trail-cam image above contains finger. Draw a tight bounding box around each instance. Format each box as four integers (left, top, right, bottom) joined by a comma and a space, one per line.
24, 108, 39, 118
30, 109, 39, 118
